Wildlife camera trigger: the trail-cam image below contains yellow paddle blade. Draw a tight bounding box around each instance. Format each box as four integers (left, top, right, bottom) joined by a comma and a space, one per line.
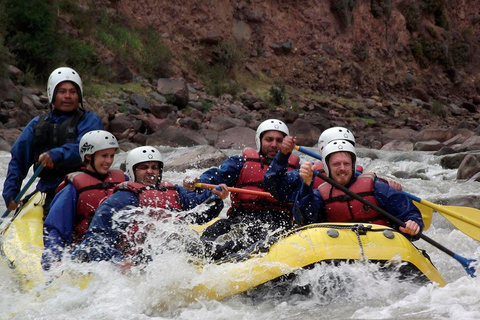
434, 205, 480, 242
190, 217, 221, 235
414, 201, 433, 231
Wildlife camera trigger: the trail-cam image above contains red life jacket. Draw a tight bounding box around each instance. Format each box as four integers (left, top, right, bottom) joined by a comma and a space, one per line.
317, 172, 390, 226
115, 181, 183, 213
58, 169, 126, 243
230, 148, 299, 217
115, 180, 183, 260
312, 163, 364, 188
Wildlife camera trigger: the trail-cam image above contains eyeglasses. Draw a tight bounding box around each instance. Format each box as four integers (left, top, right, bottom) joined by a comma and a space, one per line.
135, 164, 161, 171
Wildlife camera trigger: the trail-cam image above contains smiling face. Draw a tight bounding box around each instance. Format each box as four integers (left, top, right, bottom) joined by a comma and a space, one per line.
133, 161, 162, 186
327, 151, 354, 186
260, 130, 284, 159
86, 148, 116, 175
53, 81, 80, 112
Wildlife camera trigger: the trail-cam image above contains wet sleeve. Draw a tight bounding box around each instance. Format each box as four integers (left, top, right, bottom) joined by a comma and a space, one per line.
78, 191, 139, 262
293, 183, 323, 225
264, 151, 302, 203
373, 180, 424, 234
41, 184, 78, 269
198, 155, 244, 186
176, 185, 224, 224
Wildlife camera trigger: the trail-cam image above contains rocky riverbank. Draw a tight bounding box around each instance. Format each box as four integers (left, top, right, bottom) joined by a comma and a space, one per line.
1, 66, 480, 181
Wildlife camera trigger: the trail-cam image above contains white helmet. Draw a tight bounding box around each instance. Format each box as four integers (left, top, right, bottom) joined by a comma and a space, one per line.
47, 67, 83, 105
255, 119, 289, 151
318, 127, 355, 155
125, 146, 163, 181
79, 130, 119, 162
322, 139, 356, 178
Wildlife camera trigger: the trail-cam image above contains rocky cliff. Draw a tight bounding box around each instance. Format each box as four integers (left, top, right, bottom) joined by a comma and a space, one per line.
109, 0, 480, 100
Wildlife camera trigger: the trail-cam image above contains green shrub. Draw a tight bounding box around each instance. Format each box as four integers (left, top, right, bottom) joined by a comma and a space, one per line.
352, 41, 369, 61
268, 80, 287, 106
95, 13, 171, 79
4, 0, 59, 78
431, 100, 446, 117
57, 35, 98, 75
211, 40, 247, 72
451, 43, 470, 67
371, 0, 392, 19
204, 65, 240, 97
139, 28, 172, 79
400, 2, 421, 33
330, 0, 358, 29
420, 0, 449, 29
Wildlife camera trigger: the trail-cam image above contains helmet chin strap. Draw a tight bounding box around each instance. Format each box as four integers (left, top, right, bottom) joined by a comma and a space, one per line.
88, 154, 101, 176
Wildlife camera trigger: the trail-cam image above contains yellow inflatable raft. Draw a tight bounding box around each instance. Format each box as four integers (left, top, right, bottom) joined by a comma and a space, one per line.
1, 192, 446, 299
192, 222, 446, 300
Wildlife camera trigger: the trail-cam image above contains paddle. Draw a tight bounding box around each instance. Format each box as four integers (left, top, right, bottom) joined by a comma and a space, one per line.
1, 165, 44, 219
194, 183, 274, 198
308, 169, 476, 277
295, 145, 480, 241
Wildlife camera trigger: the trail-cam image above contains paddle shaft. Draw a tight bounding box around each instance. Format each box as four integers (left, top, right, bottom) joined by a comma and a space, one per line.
195, 183, 274, 198
313, 169, 476, 277
297, 145, 480, 241
2, 165, 44, 218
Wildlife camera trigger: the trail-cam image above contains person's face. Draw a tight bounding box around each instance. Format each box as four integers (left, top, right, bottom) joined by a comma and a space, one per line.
134, 161, 161, 186
261, 130, 284, 159
328, 152, 353, 186
53, 81, 80, 112
86, 148, 116, 175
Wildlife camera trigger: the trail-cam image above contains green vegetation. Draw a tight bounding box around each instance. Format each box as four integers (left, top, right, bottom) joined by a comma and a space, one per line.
352, 117, 376, 125
371, 0, 392, 19
1, 0, 171, 86
352, 41, 369, 61
4, 0, 59, 78
330, 0, 358, 29
420, 0, 449, 29
431, 100, 447, 117
409, 33, 471, 70
400, 2, 421, 33
268, 79, 287, 106
187, 40, 247, 98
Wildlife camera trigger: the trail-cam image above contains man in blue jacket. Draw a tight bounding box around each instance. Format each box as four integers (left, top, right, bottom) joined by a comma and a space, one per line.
183, 119, 299, 260
72, 146, 227, 265
293, 139, 422, 238
3, 67, 103, 217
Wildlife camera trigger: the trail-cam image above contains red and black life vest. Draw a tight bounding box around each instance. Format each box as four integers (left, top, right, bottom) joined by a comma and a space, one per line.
312, 163, 364, 188
115, 181, 183, 260
317, 172, 390, 226
57, 169, 126, 242
230, 148, 299, 217
115, 181, 183, 213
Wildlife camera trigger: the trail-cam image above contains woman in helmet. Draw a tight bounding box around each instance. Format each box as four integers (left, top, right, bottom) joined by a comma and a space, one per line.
294, 140, 423, 238
3, 67, 103, 217
72, 146, 226, 264
264, 126, 402, 204
183, 119, 300, 260
42, 130, 127, 270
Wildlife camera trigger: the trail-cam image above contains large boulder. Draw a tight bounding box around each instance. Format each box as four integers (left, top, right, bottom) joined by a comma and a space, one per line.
164, 145, 228, 171
290, 119, 322, 147
214, 126, 255, 150
156, 78, 189, 109
146, 126, 208, 147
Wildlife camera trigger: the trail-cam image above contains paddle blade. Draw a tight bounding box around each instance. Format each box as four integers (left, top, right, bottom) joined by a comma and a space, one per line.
438, 206, 480, 242
414, 201, 433, 231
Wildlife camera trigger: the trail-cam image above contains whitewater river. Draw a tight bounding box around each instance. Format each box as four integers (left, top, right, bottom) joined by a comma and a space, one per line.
0, 146, 479, 320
